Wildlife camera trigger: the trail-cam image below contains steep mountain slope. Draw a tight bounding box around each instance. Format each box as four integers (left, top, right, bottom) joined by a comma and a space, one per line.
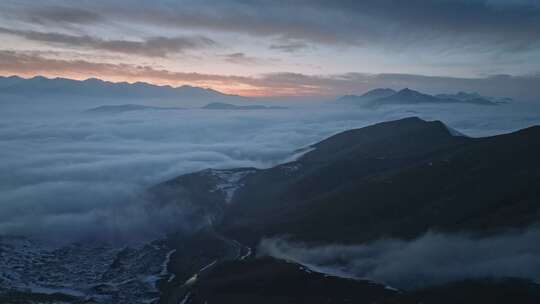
183, 257, 414, 304
155, 117, 540, 245
173, 257, 540, 304
148, 117, 540, 303
221, 118, 539, 244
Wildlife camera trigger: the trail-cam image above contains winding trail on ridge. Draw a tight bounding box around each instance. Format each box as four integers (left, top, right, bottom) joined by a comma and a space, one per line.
168, 228, 252, 304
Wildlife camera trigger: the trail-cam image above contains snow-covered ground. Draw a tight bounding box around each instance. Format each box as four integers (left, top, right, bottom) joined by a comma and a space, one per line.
279, 162, 303, 174
0, 236, 175, 304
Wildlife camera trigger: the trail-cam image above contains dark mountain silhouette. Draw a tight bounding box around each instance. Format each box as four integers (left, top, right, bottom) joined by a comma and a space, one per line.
220, 117, 538, 244
437, 91, 512, 104
375, 88, 447, 105
153, 117, 540, 303
0, 76, 239, 103
156, 117, 540, 244
173, 257, 540, 304
336, 88, 499, 107
85, 104, 185, 114
184, 257, 416, 304
201, 102, 287, 110
336, 88, 396, 104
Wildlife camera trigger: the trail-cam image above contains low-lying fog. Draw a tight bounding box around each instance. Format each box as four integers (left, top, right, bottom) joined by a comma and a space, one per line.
1, 98, 540, 242
260, 228, 540, 289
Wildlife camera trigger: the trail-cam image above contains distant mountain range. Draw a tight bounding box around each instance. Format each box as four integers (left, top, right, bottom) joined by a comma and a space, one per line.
436, 91, 513, 104
85, 104, 185, 114
0, 76, 240, 104
1, 76, 513, 109
84, 102, 287, 114
337, 88, 511, 107
201, 102, 287, 110
338, 88, 397, 104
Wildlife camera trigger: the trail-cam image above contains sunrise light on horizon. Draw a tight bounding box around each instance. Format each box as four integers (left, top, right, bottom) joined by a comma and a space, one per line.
1, 1, 540, 99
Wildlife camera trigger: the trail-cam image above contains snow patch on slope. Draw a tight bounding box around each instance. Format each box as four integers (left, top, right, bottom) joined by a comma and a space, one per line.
279, 162, 303, 175
206, 169, 256, 203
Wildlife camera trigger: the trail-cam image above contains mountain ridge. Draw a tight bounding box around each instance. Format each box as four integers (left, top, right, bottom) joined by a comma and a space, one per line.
85, 104, 185, 114
337, 88, 501, 107
153, 117, 540, 246
148, 117, 540, 303
0, 75, 239, 101
201, 102, 287, 110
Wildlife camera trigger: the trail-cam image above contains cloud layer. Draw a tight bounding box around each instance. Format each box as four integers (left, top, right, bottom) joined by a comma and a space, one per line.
0, 27, 216, 57
259, 228, 540, 289
18, 0, 538, 50
2, 97, 540, 243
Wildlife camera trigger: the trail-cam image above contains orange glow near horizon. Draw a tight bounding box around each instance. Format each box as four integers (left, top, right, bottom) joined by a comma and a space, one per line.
0, 72, 324, 98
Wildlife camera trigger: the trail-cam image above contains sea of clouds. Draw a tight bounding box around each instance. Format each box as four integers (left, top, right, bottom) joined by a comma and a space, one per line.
1, 98, 540, 242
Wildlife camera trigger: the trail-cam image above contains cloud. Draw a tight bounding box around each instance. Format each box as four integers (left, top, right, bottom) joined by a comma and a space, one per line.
72, 0, 540, 52
2, 95, 540, 244
259, 228, 540, 289
0, 1, 539, 82
4, 1, 540, 54
223, 52, 263, 65
0, 50, 249, 88
1, 1, 539, 89
0, 107, 347, 242
0, 27, 216, 57
26, 5, 103, 25
269, 41, 309, 53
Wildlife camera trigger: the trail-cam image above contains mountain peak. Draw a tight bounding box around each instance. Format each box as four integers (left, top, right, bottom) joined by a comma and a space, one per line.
397, 88, 421, 95
30, 75, 48, 81
336, 88, 396, 104
361, 88, 397, 98
301, 117, 465, 162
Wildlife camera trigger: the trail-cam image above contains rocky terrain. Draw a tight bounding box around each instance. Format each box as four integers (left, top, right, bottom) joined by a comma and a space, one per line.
0, 236, 175, 304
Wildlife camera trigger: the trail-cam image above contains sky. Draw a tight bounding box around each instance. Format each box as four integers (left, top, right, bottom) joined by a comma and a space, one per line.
0, 0, 539, 97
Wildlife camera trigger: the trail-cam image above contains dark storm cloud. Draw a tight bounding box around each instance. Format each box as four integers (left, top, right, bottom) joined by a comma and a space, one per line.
0, 27, 216, 57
